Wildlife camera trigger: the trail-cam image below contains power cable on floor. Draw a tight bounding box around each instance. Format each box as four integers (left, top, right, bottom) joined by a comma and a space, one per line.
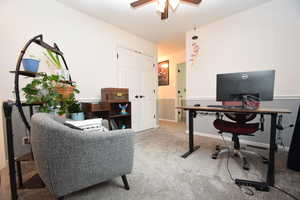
219, 133, 299, 200
220, 134, 254, 196
271, 185, 299, 200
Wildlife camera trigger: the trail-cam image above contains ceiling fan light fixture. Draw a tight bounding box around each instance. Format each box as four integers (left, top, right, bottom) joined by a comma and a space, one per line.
156, 0, 167, 13
131, 0, 202, 20
169, 0, 180, 10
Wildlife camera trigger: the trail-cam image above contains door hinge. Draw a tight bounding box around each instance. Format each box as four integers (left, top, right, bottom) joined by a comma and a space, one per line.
153, 89, 156, 94
154, 114, 156, 119
117, 53, 119, 59
153, 64, 155, 68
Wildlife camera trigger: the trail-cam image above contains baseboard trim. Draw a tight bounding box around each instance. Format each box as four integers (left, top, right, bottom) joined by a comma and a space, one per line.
159, 119, 178, 123
185, 130, 289, 151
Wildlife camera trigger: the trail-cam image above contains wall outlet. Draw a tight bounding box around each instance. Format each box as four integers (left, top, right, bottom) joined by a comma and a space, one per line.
22, 136, 30, 145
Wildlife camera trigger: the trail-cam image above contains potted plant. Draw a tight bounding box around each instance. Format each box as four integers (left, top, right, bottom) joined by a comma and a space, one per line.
22, 73, 79, 116
68, 100, 85, 121
55, 82, 76, 99
44, 50, 74, 99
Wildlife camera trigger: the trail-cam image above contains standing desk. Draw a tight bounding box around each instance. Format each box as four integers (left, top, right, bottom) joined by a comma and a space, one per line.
176, 106, 291, 186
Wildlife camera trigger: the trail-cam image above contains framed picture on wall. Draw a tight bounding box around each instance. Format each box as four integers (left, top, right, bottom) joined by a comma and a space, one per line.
158, 60, 169, 86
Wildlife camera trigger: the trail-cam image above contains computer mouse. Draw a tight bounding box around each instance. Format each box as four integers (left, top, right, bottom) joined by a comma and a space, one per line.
194, 104, 201, 107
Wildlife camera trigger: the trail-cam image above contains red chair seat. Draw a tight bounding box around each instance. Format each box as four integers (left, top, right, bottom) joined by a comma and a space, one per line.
214, 119, 259, 135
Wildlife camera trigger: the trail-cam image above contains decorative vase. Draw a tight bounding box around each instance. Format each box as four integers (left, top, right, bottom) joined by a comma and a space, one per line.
71, 112, 85, 121
22, 58, 40, 73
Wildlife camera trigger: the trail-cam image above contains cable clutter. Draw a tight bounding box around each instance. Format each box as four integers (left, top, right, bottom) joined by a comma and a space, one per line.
221, 115, 298, 200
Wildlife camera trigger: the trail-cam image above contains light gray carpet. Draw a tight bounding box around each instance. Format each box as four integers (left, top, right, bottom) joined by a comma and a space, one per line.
1, 121, 300, 200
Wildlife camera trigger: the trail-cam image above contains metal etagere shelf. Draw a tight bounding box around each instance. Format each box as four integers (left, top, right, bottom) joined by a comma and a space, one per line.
3, 34, 72, 200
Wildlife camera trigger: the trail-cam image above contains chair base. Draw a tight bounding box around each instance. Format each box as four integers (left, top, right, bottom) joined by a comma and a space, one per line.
212, 145, 250, 170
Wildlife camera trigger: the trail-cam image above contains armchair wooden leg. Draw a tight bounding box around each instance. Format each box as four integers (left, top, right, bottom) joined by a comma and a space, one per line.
121, 175, 130, 190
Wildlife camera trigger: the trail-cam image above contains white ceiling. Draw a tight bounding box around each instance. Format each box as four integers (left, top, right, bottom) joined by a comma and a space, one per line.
56, 0, 272, 55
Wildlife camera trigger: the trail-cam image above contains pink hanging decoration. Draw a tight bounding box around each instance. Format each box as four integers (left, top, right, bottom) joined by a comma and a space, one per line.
190, 41, 200, 64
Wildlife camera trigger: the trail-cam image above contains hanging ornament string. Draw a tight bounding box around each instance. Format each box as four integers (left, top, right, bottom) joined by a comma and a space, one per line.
189, 27, 200, 65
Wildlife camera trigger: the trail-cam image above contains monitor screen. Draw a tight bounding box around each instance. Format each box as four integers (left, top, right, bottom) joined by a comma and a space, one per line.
216, 70, 275, 102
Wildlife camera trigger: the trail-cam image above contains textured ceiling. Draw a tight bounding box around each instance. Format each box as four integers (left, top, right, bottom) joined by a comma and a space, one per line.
56, 0, 272, 55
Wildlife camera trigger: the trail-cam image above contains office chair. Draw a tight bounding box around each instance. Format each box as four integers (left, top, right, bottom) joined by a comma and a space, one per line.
211, 101, 264, 170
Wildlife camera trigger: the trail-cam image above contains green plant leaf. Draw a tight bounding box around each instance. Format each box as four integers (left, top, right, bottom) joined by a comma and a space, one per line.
46, 50, 62, 69
55, 53, 62, 69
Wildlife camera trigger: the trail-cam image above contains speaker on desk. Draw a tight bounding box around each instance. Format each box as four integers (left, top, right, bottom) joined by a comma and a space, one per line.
287, 104, 300, 171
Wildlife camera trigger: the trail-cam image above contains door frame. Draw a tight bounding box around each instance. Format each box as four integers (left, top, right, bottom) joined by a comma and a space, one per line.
116, 46, 158, 130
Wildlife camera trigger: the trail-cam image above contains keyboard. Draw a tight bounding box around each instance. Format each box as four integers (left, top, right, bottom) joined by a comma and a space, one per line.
207, 105, 243, 109
207, 105, 224, 108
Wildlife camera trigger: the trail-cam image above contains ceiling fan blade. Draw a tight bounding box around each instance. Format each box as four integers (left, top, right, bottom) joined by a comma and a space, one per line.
181, 0, 202, 4
130, 0, 154, 7
161, 0, 169, 20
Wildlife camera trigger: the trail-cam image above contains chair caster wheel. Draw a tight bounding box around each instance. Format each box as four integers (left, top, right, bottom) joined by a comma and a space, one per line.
211, 153, 218, 159
261, 156, 269, 164
216, 145, 220, 150
242, 158, 250, 171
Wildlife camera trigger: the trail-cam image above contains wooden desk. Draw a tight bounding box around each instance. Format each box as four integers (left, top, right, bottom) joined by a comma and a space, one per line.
176, 106, 291, 187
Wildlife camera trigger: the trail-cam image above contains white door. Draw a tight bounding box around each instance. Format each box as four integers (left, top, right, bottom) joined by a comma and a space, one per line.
117, 47, 156, 132
177, 63, 187, 121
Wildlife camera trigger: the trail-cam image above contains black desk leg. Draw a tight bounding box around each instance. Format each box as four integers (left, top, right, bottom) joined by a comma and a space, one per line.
3, 102, 18, 200
267, 113, 277, 186
182, 110, 200, 158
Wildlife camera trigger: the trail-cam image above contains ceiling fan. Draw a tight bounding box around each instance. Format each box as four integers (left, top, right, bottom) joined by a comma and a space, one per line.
130, 0, 202, 20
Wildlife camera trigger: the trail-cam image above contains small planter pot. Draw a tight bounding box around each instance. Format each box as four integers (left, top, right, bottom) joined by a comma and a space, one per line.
22, 58, 40, 73
71, 112, 85, 121
55, 84, 75, 99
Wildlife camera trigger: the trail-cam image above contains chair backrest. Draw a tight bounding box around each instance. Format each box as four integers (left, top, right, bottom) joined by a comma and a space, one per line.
222, 101, 260, 123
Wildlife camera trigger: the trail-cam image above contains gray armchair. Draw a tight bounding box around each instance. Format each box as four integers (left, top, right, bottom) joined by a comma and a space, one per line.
31, 113, 134, 199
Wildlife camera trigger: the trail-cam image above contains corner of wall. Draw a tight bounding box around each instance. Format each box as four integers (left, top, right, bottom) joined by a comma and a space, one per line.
0, 99, 6, 170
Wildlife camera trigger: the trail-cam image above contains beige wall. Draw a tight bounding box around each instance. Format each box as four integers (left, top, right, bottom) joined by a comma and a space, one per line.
0, 99, 6, 170
158, 50, 185, 99
0, 0, 156, 101
186, 0, 300, 99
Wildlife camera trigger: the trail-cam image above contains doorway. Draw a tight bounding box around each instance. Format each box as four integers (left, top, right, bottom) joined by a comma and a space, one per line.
176, 63, 186, 122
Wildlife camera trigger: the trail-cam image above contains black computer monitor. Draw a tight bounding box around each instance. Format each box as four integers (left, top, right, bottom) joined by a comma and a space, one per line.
216, 70, 275, 102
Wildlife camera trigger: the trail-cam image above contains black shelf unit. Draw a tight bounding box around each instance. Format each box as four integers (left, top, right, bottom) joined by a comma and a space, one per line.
82, 101, 132, 130
3, 34, 72, 200
108, 102, 131, 130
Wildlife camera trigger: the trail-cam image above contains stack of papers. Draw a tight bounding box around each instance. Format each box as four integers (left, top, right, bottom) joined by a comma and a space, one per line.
65, 118, 108, 132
